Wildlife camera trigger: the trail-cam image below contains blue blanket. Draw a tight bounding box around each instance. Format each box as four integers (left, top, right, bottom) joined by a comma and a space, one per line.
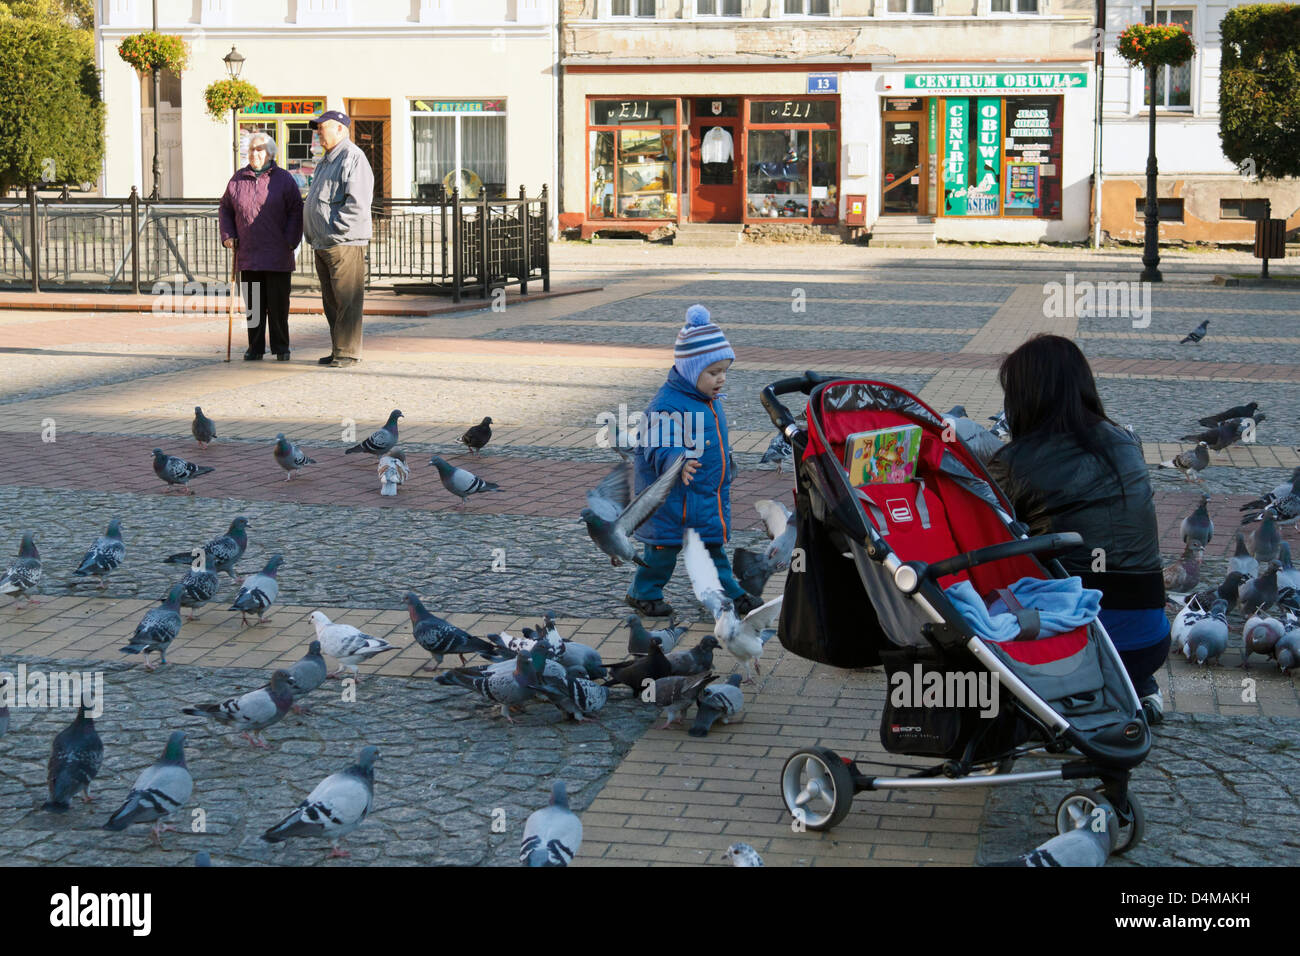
944, 576, 1102, 643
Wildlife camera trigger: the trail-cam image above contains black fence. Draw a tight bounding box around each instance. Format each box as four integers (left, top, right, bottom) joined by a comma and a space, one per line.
0, 185, 550, 304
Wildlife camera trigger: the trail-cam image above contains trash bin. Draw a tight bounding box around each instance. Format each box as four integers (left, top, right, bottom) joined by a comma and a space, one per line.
1254, 218, 1286, 260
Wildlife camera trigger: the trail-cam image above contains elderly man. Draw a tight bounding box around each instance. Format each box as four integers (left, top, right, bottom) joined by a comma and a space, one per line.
303, 110, 374, 368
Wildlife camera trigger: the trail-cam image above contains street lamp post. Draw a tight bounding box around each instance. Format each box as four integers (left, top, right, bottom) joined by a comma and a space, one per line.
1140, 0, 1162, 282
150, 0, 161, 198
223, 45, 246, 173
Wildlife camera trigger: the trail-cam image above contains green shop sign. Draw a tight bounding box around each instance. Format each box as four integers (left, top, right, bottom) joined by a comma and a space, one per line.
904, 72, 1086, 94
943, 99, 968, 216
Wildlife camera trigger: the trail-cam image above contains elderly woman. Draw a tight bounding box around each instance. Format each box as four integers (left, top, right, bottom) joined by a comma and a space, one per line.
219, 132, 304, 361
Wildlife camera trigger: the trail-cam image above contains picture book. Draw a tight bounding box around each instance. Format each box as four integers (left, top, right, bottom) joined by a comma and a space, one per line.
843, 424, 923, 486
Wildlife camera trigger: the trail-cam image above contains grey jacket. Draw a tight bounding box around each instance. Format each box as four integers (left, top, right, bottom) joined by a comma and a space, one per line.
303, 137, 373, 248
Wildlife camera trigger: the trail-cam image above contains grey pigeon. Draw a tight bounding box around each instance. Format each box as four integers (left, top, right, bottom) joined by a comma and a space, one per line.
690, 673, 745, 737
1162, 542, 1202, 593
287, 640, 328, 713
310, 611, 398, 680
1229, 532, 1259, 580
626, 615, 688, 656
229, 554, 282, 626
988, 410, 1010, 440
1246, 514, 1284, 564
942, 406, 1005, 463
651, 671, 715, 729
177, 568, 221, 620
1198, 402, 1258, 428
1238, 562, 1279, 615
73, 518, 125, 588
181, 670, 295, 747
582, 455, 687, 567
428, 455, 501, 506
1188, 571, 1247, 616
760, 433, 793, 472
44, 704, 103, 812
263, 745, 378, 859
1, 533, 41, 606
1239, 466, 1300, 514
436, 650, 541, 723
1180, 419, 1251, 452
725, 842, 765, 867
1277, 587, 1300, 617
1157, 442, 1209, 482
345, 409, 402, 456
733, 498, 796, 598
1277, 624, 1300, 674
457, 416, 493, 454
520, 781, 582, 867
1242, 613, 1286, 667
273, 433, 316, 480
1170, 598, 1207, 654
153, 448, 214, 494
121, 583, 184, 670
1180, 319, 1208, 344
529, 665, 608, 722
556, 638, 606, 681
164, 516, 249, 580
1183, 599, 1229, 665
405, 591, 496, 671
684, 529, 782, 681
103, 731, 193, 845
988, 827, 1110, 867
1279, 543, 1300, 591
666, 635, 720, 676
192, 406, 217, 447
1180, 495, 1213, 547
604, 638, 671, 695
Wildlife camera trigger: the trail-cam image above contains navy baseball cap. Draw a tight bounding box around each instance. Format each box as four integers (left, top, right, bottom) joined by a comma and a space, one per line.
309, 110, 351, 129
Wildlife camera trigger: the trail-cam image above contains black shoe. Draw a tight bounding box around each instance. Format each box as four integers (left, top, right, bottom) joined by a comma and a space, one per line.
276, 352, 290, 362
318, 355, 336, 365
243, 350, 264, 361
732, 592, 762, 616
625, 595, 673, 618
328, 357, 359, 367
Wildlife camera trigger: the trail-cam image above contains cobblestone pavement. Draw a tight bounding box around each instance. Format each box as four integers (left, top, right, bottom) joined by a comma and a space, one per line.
1, 243, 1298, 867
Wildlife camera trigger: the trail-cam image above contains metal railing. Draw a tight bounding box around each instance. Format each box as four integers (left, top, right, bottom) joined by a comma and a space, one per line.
0, 184, 550, 304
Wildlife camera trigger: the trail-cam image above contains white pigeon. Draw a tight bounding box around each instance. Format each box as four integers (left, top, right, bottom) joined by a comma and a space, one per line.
310, 610, 399, 680
520, 780, 582, 867
1169, 598, 1208, 654
682, 529, 782, 682
377, 452, 409, 497
263, 746, 378, 859
725, 842, 765, 867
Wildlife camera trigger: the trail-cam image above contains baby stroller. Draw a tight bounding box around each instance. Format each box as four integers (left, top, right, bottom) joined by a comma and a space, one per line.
761, 372, 1151, 853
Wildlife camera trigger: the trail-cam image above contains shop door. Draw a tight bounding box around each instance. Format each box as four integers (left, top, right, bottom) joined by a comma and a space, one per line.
881, 111, 925, 215
353, 120, 386, 202
689, 117, 741, 223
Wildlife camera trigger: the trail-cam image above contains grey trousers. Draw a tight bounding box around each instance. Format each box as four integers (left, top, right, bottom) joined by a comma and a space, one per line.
313, 244, 366, 360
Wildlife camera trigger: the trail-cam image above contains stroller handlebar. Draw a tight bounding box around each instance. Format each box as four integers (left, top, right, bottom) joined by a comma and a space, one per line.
923, 532, 1085, 581
761, 371, 838, 437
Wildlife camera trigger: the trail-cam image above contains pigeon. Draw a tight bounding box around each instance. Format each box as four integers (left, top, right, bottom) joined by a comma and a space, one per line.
683, 529, 782, 681
436, 650, 540, 723
310, 610, 399, 680
191, 406, 217, 447
1246, 514, 1284, 565
1180, 419, 1253, 452
1279, 543, 1300, 591
43, 704, 103, 812
734, 499, 797, 598
480, 631, 567, 682
1229, 532, 1259, 580
181, 669, 296, 748
73, 518, 125, 588
1238, 562, 1279, 615
1188, 571, 1247, 616
1, 533, 41, 607
582, 455, 688, 567
988, 410, 1010, 440
428, 455, 501, 506
520, 781, 582, 867
690, 673, 745, 737
988, 827, 1111, 867
1198, 402, 1258, 428
121, 583, 184, 670
1277, 625, 1300, 674
229, 554, 282, 626
286, 640, 328, 713
263, 745, 378, 859
535, 611, 569, 654
103, 731, 193, 845
666, 636, 720, 676
377, 450, 409, 496
1180, 495, 1213, 547
404, 591, 497, 671
163, 516, 249, 580
1183, 599, 1229, 665
529, 665, 609, 722
176, 568, 221, 620
153, 448, 214, 494
604, 638, 672, 695
1239, 466, 1300, 514
1170, 598, 1208, 654
1180, 319, 1208, 344
1278, 587, 1300, 617
1249, 493, 1300, 530
1242, 613, 1286, 667
1157, 442, 1209, 482
345, 409, 402, 456
625, 615, 688, 656
1162, 542, 1202, 593
457, 416, 493, 454
725, 842, 766, 867
273, 433, 316, 480
556, 637, 607, 681
760, 433, 793, 472
650, 672, 715, 729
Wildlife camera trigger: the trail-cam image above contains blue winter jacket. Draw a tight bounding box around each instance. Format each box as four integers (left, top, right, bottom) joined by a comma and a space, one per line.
633, 367, 734, 546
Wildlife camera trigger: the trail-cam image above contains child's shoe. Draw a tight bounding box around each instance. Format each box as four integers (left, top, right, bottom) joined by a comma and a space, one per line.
1140, 691, 1164, 726
626, 595, 674, 618
732, 592, 763, 616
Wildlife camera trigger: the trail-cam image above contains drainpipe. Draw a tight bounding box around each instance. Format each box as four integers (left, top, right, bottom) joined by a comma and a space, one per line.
554, 0, 563, 237
1092, 0, 1105, 249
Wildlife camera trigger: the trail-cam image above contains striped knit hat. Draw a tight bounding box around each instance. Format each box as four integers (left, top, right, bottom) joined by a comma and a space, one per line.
673, 305, 734, 388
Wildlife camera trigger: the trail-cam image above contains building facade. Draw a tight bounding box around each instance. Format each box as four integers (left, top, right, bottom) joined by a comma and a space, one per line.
1098, 0, 1300, 244
95, 0, 557, 204
559, 0, 1097, 242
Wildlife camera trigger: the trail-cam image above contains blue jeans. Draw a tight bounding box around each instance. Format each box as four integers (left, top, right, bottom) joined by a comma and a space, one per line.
628, 543, 747, 602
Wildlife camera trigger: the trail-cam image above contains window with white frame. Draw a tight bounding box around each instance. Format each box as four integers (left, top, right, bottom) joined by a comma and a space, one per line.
784, 0, 831, 13
886, 0, 934, 14
411, 100, 508, 200
696, 0, 741, 14
991, 0, 1038, 12
1142, 8, 1194, 108
609, 0, 655, 15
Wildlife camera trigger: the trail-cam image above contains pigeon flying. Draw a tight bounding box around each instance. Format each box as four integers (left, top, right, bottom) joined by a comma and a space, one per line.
582, 455, 687, 567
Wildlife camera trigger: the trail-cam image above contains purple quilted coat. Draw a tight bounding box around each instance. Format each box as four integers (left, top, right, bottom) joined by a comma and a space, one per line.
218, 163, 304, 272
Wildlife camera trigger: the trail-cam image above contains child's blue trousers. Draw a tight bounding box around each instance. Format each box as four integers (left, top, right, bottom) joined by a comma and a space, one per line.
628, 542, 747, 601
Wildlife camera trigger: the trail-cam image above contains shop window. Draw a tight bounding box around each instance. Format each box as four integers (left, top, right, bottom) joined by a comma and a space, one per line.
745, 99, 838, 222
1142, 9, 1193, 109
609, 0, 655, 15
1134, 198, 1184, 222
236, 98, 326, 194
1002, 96, 1062, 219
697, 0, 741, 14
748, 130, 808, 219
588, 99, 679, 220
939, 95, 1062, 220
992, 0, 1038, 10
784, 0, 830, 12
411, 100, 507, 200
1219, 198, 1268, 220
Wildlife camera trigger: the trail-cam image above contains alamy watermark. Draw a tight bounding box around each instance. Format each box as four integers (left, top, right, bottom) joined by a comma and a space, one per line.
889, 664, 1000, 719
594, 405, 708, 454
1043, 274, 1151, 329
0, 665, 104, 717
150, 278, 260, 327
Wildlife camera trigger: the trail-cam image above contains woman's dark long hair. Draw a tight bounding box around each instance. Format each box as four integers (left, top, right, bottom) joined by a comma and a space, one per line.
999, 334, 1125, 491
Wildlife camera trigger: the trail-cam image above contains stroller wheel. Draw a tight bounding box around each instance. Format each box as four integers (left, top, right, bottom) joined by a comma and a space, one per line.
781, 747, 855, 832
1110, 793, 1145, 855
1055, 788, 1145, 855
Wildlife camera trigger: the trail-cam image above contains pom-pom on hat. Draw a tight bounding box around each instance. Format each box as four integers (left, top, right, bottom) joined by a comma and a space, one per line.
674, 305, 735, 389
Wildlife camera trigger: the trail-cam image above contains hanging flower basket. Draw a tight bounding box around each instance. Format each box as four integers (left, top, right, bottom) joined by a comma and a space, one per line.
117, 32, 189, 74
204, 79, 261, 120
1116, 23, 1196, 70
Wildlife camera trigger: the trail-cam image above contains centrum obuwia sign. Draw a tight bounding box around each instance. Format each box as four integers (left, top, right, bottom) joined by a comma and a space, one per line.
903, 72, 1087, 94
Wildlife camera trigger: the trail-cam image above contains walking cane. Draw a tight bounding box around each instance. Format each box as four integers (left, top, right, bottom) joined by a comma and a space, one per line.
226, 240, 238, 362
